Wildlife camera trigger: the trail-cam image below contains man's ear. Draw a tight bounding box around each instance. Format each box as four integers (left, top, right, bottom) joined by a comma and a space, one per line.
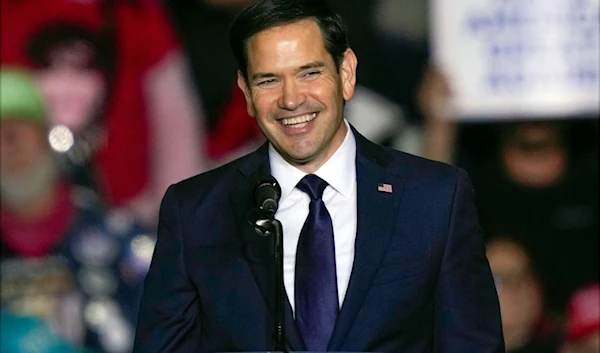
237, 71, 256, 117
340, 49, 358, 101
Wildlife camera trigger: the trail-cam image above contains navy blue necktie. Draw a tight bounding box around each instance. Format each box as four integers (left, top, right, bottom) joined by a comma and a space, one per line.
295, 174, 338, 351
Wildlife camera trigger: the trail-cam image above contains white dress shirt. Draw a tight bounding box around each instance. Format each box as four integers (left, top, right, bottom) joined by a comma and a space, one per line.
269, 120, 357, 313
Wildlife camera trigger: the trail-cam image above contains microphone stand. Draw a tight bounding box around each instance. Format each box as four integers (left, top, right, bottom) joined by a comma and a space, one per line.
254, 214, 287, 352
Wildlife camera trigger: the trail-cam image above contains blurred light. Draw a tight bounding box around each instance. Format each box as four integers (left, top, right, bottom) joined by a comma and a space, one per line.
130, 235, 156, 262
84, 298, 118, 328
105, 209, 135, 236
100, 316, 134, 353
78, 267, 117, 296
48, 125, 74, 152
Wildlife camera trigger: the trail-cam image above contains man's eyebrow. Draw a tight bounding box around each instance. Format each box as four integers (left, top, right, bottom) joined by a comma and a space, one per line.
299, 61, 326, 71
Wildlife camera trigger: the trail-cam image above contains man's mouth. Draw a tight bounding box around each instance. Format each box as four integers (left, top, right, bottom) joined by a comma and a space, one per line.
280, 113, 318, 128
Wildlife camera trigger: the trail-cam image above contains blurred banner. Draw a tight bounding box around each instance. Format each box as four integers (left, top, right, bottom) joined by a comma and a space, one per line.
431, 0, 600, 120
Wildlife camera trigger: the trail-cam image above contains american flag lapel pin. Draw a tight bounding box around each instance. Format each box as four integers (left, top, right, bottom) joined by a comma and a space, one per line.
377, 183, 393, 193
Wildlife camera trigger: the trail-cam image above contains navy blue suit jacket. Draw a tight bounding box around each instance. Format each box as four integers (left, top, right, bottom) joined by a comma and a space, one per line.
133, 128, 504, 352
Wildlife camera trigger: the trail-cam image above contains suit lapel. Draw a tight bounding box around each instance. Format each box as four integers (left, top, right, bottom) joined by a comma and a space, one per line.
328, 130, 405, 350
231, 144, 305, 351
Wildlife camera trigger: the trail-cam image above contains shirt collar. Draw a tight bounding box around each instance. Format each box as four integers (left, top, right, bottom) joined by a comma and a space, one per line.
269, 120, 356, 200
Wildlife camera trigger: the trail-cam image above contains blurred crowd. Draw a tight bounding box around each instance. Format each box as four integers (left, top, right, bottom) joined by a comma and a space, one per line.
0, 0, 597, 352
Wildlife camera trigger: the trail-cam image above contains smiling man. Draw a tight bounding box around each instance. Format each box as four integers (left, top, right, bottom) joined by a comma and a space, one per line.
237, 18, 354, 173
133, 0, 504, 352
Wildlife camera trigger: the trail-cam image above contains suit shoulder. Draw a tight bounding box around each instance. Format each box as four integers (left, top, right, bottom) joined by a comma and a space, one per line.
380, 145, 463, 182
166, 152, 256, 206
356, 131, 460, 179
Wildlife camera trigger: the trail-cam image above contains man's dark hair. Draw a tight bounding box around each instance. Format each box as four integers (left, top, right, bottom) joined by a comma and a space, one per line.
230, 0, 349, 80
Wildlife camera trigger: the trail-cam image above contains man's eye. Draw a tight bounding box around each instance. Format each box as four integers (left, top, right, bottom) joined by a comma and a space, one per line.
257, 79, 277, 87
303, 71, 320, 78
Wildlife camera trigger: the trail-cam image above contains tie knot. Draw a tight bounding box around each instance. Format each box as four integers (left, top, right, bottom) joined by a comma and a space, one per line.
297, 174, 328, 200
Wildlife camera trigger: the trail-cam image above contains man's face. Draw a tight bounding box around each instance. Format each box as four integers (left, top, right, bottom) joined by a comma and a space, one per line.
238, 19, 357, 173
487, 239, 542, 350
501, 122, 567, 188
35, 41, 105, 132
0, 119, 48, 179
0, 119, 58, 208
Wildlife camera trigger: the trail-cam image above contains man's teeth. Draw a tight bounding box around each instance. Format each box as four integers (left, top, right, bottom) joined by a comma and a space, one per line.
281, 113, 317, 127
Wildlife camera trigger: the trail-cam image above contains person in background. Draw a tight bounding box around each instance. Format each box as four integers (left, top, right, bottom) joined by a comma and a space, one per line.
475, 120, 598, 315
487, 236, 560, 353
1, 0, 206, 228
416, 65, 598, 316
0, 67, 153, 353
24, 23, 113, 197
560, 283, 600, 353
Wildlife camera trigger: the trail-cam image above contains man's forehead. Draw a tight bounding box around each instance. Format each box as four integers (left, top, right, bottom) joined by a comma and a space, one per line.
245, 19, 331, 72
247, 19, 324, 52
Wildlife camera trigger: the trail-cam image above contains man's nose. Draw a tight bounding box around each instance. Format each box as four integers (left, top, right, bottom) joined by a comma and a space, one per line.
278, 81, 306, 111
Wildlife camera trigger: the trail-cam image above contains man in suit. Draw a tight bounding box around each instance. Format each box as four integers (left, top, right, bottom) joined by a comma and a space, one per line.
133, 0, 504, 351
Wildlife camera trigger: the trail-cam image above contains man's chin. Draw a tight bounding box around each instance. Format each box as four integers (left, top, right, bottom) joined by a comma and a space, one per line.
0, 158, 60, 209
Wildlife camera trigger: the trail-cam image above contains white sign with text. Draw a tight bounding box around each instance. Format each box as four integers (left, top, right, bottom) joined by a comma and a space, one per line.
431, 0, 600, 120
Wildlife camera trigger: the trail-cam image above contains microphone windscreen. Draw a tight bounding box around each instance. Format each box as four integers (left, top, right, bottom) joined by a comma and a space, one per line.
253, 175, 281, 213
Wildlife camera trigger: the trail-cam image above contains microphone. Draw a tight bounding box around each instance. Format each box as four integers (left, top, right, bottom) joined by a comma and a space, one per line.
253, 175, 281, 214
251, 175, 286, 351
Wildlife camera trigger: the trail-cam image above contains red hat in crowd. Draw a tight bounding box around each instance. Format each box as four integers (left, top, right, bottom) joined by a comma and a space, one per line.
566, 283, 600, 342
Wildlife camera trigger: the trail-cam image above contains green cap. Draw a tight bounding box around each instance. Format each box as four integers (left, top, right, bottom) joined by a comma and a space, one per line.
0, 67, 45, 124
